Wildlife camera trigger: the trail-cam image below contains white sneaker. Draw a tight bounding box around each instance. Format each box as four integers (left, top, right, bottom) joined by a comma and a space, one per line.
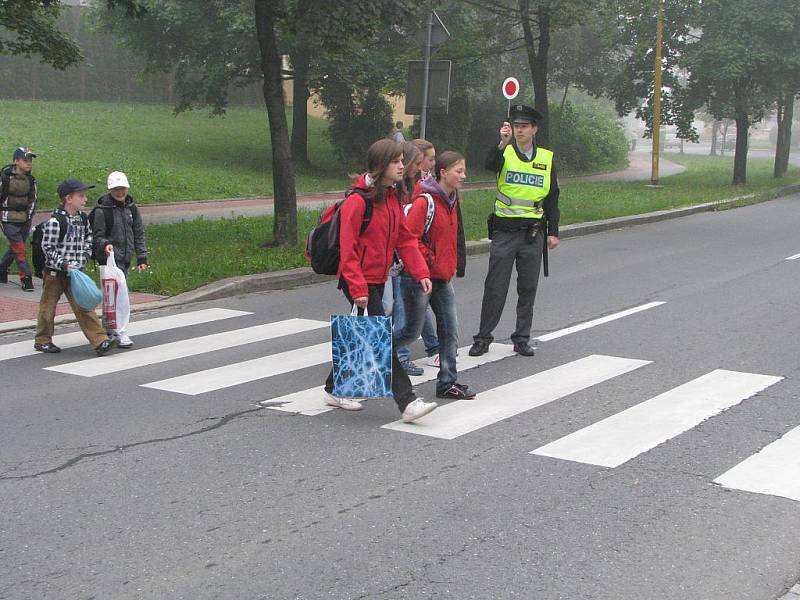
426, 354, 440, 367
323, 392, 363, 411
401, 398, 438, 423
116, 333, 133, 348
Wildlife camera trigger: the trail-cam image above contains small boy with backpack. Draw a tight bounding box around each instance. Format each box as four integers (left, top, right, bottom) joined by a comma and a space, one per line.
0, 147, 38, 291
90, 171, 148, 348
33, 179, 113, 356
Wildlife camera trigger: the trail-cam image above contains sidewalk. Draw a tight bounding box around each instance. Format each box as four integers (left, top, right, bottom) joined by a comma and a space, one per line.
0, 151, 690, 332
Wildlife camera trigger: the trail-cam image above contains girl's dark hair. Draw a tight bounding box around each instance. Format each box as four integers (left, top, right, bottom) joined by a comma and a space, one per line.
364, 139, 402, 202
399, 141, 421, 203
434, 151, 465, 181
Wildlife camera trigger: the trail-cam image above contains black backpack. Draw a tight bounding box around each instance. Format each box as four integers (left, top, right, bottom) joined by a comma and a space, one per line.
305, 189, 373, 275
31, 212, 88, 278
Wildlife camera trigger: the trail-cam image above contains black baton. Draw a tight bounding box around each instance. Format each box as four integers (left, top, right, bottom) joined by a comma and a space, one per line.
542, 219, 549, 277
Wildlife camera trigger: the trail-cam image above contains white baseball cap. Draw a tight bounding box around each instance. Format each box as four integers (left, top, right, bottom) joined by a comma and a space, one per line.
107, 171, 130, 189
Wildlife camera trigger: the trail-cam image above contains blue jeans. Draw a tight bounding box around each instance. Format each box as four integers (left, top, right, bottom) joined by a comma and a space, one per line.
387, 274, 439, 363
394, 275, 458, 391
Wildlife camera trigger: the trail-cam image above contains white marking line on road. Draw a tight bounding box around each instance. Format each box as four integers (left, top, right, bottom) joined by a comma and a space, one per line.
714, 424, 800, 502
785, 253, 800, 261
0, 308, 251, 363
535, 302, 666, 342
142, 342, 332, 395
532, 369, 782, 468
45, 318, 327, 377
382, 355, 650, 440
261, 344, 517, 416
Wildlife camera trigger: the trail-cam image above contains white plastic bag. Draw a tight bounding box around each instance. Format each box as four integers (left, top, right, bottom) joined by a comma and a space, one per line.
99, 248, 130, 334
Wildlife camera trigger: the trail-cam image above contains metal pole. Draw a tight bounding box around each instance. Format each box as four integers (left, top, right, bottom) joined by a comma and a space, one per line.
420, 12, 434, 139
650, 0, 665, 185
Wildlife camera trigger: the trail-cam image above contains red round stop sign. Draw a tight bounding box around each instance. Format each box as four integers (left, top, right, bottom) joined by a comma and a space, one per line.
502, 77, 520, 100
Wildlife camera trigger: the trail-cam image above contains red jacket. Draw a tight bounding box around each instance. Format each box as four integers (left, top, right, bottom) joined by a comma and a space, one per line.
404, 180, 461, 282
338, 175, 430, 299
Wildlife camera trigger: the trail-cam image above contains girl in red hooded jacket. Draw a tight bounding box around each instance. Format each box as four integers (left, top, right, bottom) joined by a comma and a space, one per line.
393, 151, 474, 400
323, 139, 438, 424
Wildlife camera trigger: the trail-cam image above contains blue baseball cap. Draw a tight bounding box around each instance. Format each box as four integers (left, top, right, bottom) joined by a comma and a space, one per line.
57, 179, 95, 199
13, 147, 36, 160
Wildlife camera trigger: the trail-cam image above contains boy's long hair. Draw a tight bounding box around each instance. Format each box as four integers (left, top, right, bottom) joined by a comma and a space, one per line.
363, 139, 402, 202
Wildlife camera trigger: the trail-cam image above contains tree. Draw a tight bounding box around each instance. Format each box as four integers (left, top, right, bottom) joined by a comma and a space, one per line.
683, 0, 792, 184
254, 0, 296, 247
461, 0, 594, 148
586, 0, 698, 144
0, 0, 143, 69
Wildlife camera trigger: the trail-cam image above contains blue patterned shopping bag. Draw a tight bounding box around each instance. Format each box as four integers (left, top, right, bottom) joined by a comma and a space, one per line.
331, 305, 393, 398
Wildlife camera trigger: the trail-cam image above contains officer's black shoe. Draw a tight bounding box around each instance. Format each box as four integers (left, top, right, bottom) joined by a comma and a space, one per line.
34, 342, 61, 353
468, 340, 490, 356
0, 270, 7, 284
95, 339, 113, 356
513, 342, 536, 357
21, 276, 34, 292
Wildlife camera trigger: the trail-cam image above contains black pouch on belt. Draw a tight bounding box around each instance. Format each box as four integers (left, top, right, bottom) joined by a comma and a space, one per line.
486, 213, 495, 240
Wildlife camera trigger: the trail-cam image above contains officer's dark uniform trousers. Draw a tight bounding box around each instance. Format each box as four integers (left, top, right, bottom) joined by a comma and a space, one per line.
474, 223, 544, 345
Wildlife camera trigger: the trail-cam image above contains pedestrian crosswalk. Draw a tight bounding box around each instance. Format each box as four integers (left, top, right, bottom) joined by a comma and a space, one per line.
1, 307, 794, 503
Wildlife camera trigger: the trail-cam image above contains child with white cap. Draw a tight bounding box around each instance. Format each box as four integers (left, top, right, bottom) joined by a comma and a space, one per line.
90, 171, 149, 348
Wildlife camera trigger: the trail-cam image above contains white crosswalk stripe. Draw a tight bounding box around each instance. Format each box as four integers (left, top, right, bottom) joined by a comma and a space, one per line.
535, 301, 666, 342
714, 424, 800, 502
44, 318, 327, 377
0, 308, 250, 363
382, 355, 651, 439
142, 342, 332, 395
11, 305, 798, 504
531, 369, 783, 468
261, 343, 517, 415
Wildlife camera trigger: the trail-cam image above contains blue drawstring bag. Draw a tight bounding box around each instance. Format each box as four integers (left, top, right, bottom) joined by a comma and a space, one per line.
69, 268, 102, 310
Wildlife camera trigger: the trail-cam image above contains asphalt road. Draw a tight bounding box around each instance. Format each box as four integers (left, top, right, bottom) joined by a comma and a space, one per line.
2, 193, 800, 600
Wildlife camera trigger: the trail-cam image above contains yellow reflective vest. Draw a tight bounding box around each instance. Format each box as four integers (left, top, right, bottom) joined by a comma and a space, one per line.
495, 145, 553, 220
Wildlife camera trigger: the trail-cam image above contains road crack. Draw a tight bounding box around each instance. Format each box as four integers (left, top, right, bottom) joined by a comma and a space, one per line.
0, 406, 266, 481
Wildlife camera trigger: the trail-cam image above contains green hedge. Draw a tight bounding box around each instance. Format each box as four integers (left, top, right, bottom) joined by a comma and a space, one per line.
549, 102, 629, 175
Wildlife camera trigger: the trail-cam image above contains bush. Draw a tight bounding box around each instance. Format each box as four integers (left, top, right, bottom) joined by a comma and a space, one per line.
548, 101, 629, 175
319, 79, 394, 164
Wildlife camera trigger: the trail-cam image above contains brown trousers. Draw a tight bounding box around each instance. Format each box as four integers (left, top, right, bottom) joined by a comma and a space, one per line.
35, 271, 107, 347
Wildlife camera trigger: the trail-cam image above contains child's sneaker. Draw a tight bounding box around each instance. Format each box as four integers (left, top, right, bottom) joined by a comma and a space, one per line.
323, 391, 363, 411
401, 398, 438, 423
400, 359, 424, 376
116, 333, 133, 348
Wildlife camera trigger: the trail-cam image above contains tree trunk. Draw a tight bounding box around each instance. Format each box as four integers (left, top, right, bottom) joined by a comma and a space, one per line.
519, 0, 550, 147
710, 120, 719, 155
290, 46, 311, 167
732, 112, 749, 185
255, 0, 297, 247
774, 91, 794, 178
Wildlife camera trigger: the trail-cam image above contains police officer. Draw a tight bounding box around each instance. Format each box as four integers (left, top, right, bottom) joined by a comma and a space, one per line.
0, 147, 38, 291
469, 105, 560, 357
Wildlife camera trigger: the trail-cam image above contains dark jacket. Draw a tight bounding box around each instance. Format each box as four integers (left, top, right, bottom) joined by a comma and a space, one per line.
405, 177, 467, 282
485, 142, 561, 236
338, 174, 429, 299
91, 194, 148, 267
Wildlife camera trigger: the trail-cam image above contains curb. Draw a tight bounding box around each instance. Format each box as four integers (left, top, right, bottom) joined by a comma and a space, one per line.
2, 182, 799, 336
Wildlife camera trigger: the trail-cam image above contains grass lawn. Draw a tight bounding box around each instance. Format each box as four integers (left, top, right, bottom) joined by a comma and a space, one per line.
0, 99, 359, 206
1, 99, 496, 208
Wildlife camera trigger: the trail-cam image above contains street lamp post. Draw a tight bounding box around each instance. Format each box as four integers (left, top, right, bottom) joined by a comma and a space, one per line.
651, 0, 665, 186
